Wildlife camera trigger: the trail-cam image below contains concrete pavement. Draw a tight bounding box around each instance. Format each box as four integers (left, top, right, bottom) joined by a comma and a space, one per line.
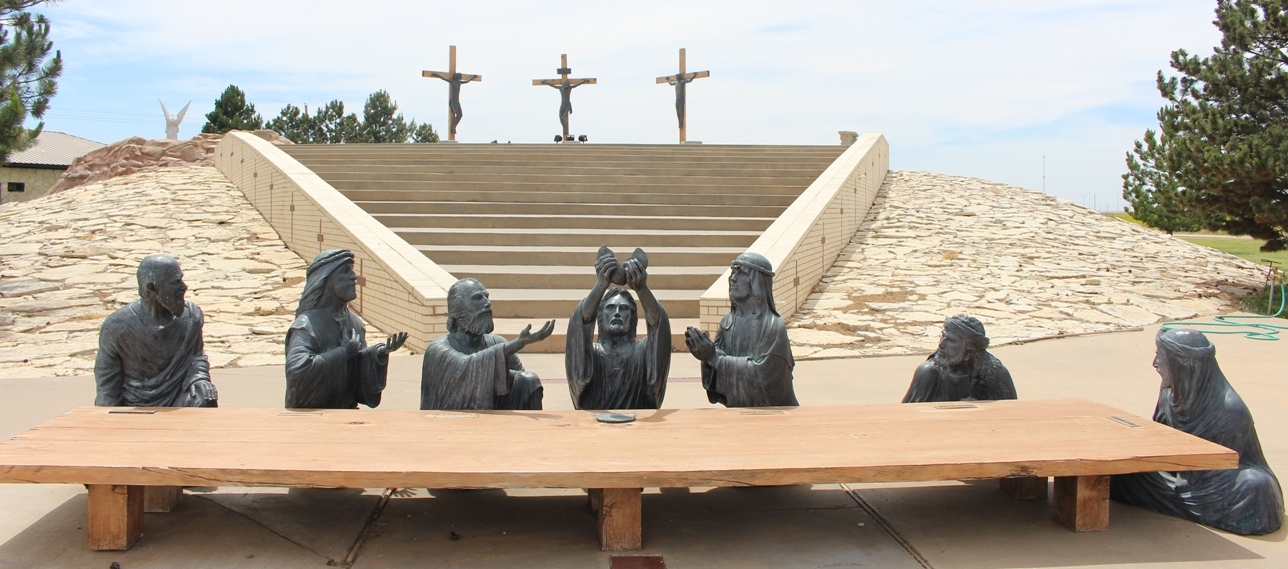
0, 320, 1285, 568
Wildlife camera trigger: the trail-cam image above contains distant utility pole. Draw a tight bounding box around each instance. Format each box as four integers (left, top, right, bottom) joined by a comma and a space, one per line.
1042, 152, 1046, 194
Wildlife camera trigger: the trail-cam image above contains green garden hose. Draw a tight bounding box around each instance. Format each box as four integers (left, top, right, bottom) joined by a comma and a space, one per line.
1160, 284, 1287, 341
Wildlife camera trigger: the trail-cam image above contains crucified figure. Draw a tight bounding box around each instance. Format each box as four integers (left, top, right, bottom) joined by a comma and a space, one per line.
546, 79, 593, 136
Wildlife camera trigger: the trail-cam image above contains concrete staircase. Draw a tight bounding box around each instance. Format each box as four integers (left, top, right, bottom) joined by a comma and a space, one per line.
279, 143, 845, 351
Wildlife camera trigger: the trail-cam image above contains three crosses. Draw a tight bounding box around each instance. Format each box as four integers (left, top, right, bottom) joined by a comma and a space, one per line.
422, 46, 708, 143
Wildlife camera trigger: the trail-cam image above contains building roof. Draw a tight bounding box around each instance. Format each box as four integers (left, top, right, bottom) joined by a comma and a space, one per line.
5, 131, 105, 168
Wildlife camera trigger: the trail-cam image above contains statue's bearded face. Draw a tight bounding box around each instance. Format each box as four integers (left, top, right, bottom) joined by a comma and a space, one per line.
457, 283, 494, 336
936, 330, 970, 366
149, 265, 188, 318
328, 261, 359, 305
599, 294, 634, 337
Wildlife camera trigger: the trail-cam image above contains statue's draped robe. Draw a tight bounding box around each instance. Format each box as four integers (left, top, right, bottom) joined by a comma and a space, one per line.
95, 301, 213, 407
702, 310, 797, 407
1112, 359, 1284, 535
902, 352, 1016, 403
565, 297, 671, 410
421, 334, 543, 410
285, 308, 387, 409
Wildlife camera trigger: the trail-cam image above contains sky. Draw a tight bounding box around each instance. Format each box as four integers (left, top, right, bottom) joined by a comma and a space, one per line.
31, 0, 1225, 211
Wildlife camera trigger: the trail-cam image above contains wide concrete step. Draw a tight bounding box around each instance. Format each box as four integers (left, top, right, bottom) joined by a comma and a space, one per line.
340, 189, 797, 207
491, 317, 698, 354
303, 163, 833, 178
356, 200, 786, 218
487, 288, 701, 319
418, 244, 743, 267
327, 179, 811, 195
394, 227, 760, 248
374, 213, 774, 231
443, 264, 725, 290
311, 172, 820, 188
283, 143, 844, 158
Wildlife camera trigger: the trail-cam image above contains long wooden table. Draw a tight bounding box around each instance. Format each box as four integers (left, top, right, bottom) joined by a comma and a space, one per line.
0, 399, 1237, 551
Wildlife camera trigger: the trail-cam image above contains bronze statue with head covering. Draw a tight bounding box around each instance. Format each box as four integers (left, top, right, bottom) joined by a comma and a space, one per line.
685, 252, 797, 407
1111, 328, 1283, 535
285, 249, 408, 409
902, 314, 1015, 403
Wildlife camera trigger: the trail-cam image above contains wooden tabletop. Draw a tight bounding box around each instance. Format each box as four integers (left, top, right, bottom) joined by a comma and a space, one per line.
0, 399, 1237, 489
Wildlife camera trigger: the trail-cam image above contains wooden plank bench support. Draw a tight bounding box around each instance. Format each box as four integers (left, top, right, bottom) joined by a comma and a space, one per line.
144, 485, 182, 513
597, 488, 643, 550
1053, 475, 1111, 532
87, 484, 144, 551
999, 476, 1048, 500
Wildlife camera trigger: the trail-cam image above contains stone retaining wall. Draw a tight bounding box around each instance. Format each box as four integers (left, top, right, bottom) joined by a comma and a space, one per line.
699, 134, 889, 332
214, 132, 456, 352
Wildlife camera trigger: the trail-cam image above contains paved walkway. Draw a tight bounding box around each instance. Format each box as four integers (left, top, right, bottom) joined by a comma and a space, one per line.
0, 323, 1285, 568
788, 171, 1268, 359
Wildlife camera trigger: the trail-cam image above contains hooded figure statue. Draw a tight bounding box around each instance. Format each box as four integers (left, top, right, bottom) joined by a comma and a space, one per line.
1111, 328, 1283, 535
284, 249, 407, 409
685, 252, 796, 407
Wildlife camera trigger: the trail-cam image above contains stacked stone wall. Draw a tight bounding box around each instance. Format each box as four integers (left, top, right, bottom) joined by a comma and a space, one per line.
699, 134, 889, 331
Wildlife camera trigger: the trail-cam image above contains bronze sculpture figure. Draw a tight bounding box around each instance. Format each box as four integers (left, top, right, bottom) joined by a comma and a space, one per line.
1111, 328, 1283, 535
902, 315, 1016, 403
285, 249, 408, 409
421, 278, 554, 410
566, 246, 671, 410
95, 254, 217, 407
685, 252, 796, 407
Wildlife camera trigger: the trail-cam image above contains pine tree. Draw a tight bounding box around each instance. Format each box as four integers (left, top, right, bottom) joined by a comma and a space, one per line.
0, 2, 61, 162
1124, 0, 1288, 251
266, 103, 314, 143
358, 90, 411, 143
411, 121, 439, 143
201, 85, 264, 134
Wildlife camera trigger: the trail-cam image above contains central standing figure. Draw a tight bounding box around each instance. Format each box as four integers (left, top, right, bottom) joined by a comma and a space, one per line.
566, 247, 671, 410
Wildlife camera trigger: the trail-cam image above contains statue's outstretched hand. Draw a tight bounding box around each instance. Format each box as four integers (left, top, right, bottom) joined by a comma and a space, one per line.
386, 332, 409, 353
525, 319, 556, 344
191, 380, 217, 402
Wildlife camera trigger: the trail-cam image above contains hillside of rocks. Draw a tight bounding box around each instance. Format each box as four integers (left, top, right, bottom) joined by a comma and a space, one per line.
787, 171, 1268, 359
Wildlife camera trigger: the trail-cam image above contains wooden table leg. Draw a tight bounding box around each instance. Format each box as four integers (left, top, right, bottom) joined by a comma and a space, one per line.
144, 486, 182, 513
595, 488, 642, 551
587, 488, 603, 515
87, 484, 145, 550
1053, 475, 1110, 532
999, 476, 1048, 500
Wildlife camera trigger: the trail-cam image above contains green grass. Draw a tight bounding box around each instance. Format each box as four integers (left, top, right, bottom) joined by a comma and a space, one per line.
1108, 212, 1147, 227
1177, 236, 1288, 270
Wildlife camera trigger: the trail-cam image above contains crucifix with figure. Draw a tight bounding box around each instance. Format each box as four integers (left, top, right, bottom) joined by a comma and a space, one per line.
656, 48, 709, 143
533, 54, 596, 141
422, 45, 481, 141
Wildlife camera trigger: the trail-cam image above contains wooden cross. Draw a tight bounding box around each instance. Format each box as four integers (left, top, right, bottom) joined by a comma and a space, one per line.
656, 48, 709, 143
533, 54, 597, 141
422, 45, 481, 141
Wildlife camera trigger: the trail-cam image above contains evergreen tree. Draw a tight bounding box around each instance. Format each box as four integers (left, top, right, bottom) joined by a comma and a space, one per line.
202, 85, 264, 134
1124, 0, 1288, 251
359, 90, 411, 143
266, 103, 314, 143
0, 2, 61, 162
1123, 131, 1205, 234
310, 100, 361, 143
411, 121, 439, 143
